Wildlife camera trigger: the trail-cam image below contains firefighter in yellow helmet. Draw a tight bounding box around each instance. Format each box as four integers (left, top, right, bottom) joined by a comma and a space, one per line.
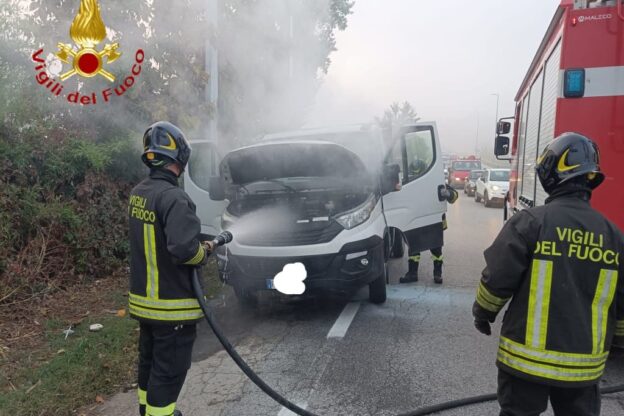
129, 122, 209, 416
473, 133, 624, 415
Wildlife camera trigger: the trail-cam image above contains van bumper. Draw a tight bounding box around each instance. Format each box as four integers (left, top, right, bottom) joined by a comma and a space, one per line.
219, 235, 385, 296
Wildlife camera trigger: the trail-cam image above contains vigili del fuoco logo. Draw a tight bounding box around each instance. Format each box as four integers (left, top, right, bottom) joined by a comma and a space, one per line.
31, 0, 145, 106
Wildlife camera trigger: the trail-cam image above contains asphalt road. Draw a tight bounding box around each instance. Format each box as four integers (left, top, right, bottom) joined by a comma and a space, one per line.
97, 192, 624, 416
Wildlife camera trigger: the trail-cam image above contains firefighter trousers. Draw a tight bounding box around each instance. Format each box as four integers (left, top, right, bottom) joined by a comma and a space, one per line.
408, 247, 443, 263
497, 369, 600, 416
138, 323, 197, 416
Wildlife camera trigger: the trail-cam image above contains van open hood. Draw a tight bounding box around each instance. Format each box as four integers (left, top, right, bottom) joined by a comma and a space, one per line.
220, 141, 371, 186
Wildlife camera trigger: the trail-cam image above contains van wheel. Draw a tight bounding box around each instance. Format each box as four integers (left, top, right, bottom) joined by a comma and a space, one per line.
369, 266, 387, 304
234, 286, 258, 309
475, 192, 482, 203
484, 192, 491, 207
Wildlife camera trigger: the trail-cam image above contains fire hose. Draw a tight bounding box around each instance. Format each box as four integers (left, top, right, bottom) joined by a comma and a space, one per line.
194, 232, 624, 416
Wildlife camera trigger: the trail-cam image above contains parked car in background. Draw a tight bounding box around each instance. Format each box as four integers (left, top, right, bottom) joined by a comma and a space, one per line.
464, 169, 485, 197
475, 169, 510, 207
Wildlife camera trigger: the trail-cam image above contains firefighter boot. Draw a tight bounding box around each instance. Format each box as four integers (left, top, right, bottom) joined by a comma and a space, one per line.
433, 260, 443, 284
400, 260, 419, 283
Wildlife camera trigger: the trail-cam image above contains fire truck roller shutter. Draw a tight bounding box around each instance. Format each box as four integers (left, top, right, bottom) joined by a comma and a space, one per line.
535, 39, 563, 206
520, 71, 545, 208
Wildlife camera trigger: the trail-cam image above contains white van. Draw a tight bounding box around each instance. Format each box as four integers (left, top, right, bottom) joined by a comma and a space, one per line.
184, 123, 448, 305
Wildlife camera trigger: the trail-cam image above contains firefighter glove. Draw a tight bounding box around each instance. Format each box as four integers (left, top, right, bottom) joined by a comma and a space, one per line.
445, 185, 459, 204
474, 319, 491, 336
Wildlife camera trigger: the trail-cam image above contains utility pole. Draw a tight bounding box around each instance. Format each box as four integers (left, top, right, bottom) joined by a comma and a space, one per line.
205, 0, 219, 144
491, 93, 500, 137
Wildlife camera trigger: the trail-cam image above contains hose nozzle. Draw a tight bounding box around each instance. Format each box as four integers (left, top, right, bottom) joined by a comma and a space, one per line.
212, 231, 233, 247
203, 231, 233, 253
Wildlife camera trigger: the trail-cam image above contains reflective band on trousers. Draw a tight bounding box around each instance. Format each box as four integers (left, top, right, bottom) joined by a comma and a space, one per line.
526, 259, 553, 349
138, 388, 147, 406
616, 319, 624, 337
591, 269, 618, 354
147, 402, 176, 416
144, 224, 159, 299
432, 254, 444, 262
409, 255, 421, 262
497, 349, 605, 382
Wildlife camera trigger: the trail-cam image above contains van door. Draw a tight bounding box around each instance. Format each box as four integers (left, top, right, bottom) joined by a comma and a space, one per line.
382, 123, 447, 252
183, 141, 228, 239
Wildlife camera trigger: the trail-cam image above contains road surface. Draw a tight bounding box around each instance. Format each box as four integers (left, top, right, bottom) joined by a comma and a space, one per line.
97, 193, 624, 416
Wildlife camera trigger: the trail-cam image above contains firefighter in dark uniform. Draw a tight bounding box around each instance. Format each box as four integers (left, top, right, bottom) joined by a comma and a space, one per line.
400, 158, 458, 284
473, 133, 624, 416
129, 121, 209, 416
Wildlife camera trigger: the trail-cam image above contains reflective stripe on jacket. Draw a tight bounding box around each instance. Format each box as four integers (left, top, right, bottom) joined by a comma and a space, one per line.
128, 169, 206, 325
473, 190, 624, 387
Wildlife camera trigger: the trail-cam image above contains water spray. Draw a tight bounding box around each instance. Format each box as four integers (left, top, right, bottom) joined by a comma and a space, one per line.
193, 232, 624, 416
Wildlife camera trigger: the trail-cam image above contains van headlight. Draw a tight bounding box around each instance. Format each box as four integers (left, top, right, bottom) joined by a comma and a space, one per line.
491, 185, 501, 192
221, 209, 238, 230
335, 195, 378, 230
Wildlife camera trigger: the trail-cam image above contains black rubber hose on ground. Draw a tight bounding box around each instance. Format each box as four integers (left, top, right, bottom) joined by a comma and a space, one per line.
192, 270, 624, 416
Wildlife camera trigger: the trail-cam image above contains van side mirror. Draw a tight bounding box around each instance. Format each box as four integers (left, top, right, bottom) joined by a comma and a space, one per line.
497, 121, 511, 135
209, 177, 226, 201
494, 136, 510, 158
381, 164, 401, 195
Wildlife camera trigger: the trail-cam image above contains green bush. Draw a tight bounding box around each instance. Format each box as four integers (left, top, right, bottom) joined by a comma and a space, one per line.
0, 126, 144, 304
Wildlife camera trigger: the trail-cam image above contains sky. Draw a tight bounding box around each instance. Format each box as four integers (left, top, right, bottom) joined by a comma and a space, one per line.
306, 0, 562, 155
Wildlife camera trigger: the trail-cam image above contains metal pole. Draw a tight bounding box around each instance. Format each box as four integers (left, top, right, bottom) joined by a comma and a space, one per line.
205, 0, 219, 143
491, 93, 500, 137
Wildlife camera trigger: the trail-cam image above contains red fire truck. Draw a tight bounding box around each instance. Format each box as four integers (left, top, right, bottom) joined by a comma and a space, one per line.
447, 155, 482, 188
495, 0, 624, 231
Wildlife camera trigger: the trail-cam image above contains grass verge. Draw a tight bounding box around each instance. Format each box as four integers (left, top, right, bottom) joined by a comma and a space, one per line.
0, 260, 222, 416
0, 314, 138, 416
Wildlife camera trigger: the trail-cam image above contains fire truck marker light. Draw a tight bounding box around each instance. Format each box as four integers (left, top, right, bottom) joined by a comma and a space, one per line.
564, 69, 585, 98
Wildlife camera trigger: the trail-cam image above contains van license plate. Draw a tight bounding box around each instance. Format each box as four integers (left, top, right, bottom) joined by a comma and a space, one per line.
266, 279, 275, 290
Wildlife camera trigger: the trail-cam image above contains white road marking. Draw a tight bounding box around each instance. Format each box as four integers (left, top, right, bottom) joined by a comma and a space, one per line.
326, 302, 361, 339
277, 402, 308, 416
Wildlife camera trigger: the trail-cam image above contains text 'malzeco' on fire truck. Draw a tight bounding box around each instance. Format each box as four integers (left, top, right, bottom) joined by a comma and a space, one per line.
495, 0, 624, 231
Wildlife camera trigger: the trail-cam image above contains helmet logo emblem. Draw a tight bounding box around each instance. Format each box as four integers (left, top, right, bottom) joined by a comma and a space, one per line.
161, 133, 178, 151
55, 0, 121, 82
558, 148, 581, 172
